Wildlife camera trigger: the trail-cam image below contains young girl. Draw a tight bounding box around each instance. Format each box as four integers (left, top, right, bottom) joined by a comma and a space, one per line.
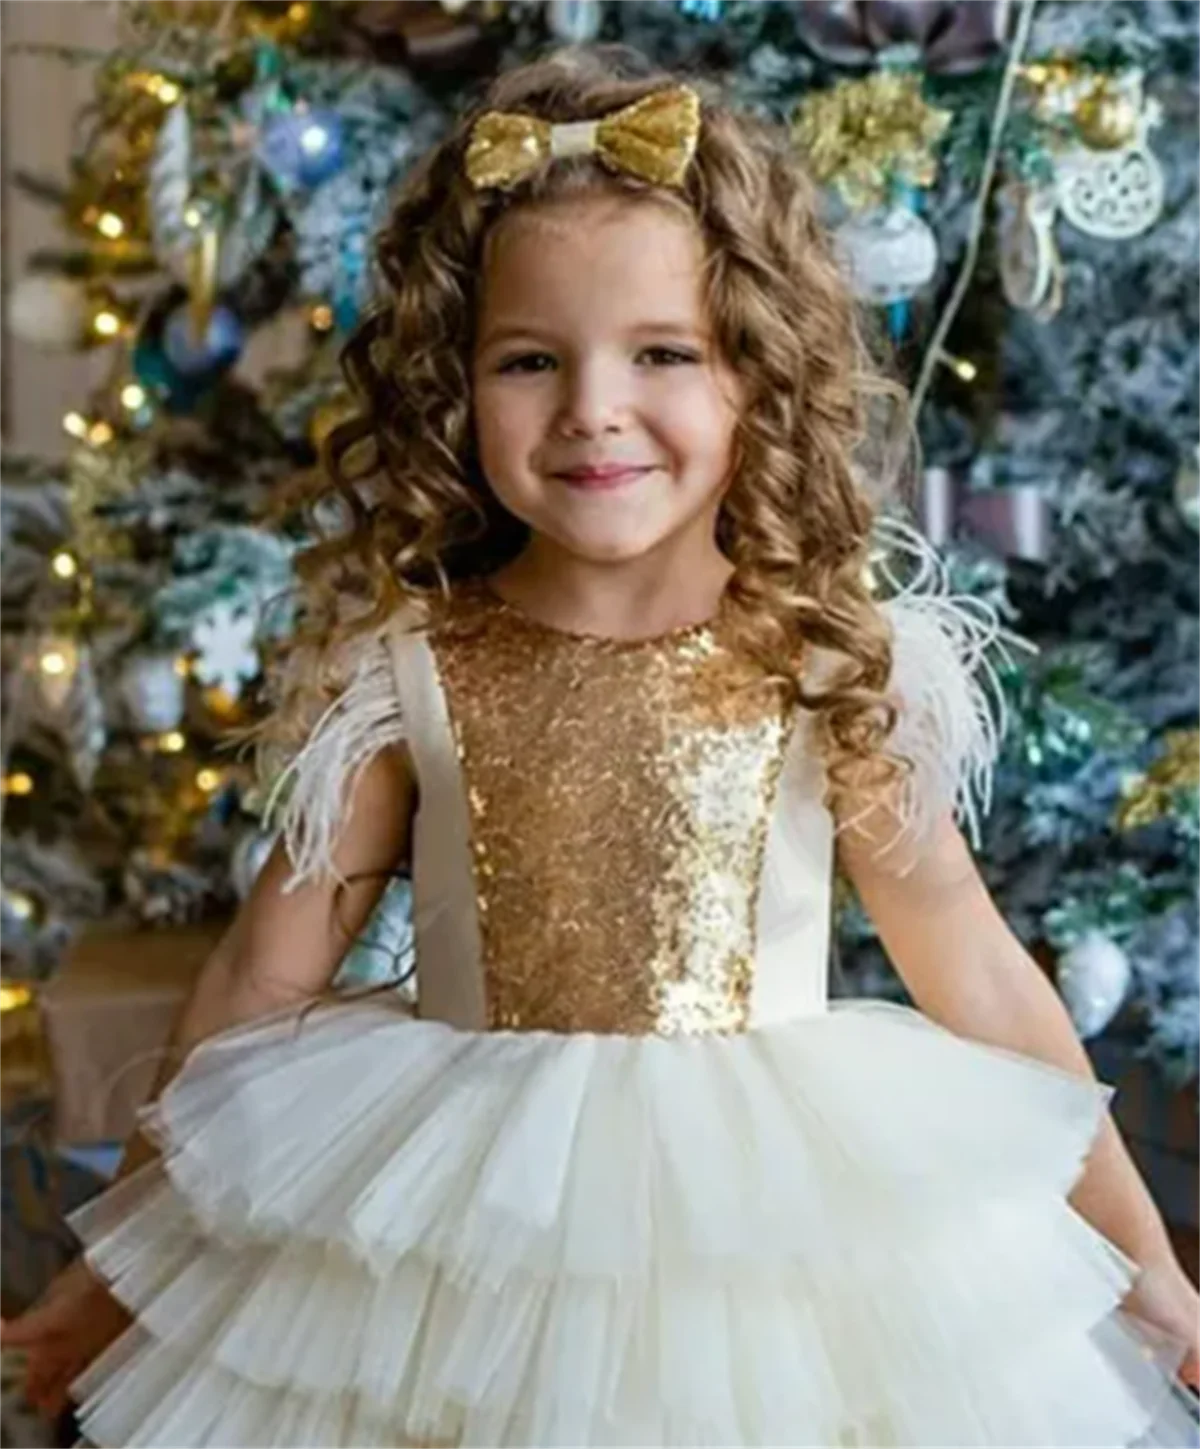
5, 45, 1199, 1449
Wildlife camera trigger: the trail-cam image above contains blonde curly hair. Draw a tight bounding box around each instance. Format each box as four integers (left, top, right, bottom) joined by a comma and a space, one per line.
259, 43, 915, 814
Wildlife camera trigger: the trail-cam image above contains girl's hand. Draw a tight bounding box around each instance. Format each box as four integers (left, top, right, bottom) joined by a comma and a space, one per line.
1121, 1256, 1200, 1391
0, 1257, 132, 1418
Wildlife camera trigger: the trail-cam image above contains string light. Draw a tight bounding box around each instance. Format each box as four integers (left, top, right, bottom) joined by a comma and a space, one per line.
310, 303, 334, 332
183, 204, 204, 229
120, 383, 148, 410
5, 892, 35, 922
51, 550, 78, 580
0, 983, 33, 1013
158, 730, 187, 753
940, 351, 978, 383
196, 767, 223, 792
155, 78, 182, 105
92, 308, 124, 339
173, 655, 191, 678
97, 211, 126, 240
2, 773, 34, 796
87, 420, 115, 445
39, 649, 70, 677
63, 411, 90, 439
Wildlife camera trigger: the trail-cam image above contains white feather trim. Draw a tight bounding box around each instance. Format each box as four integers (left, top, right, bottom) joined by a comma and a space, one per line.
845, 516, 1033, 870
263, 627, 406, 893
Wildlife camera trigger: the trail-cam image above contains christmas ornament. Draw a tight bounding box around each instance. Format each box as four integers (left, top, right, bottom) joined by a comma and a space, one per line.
191, 600, 260, 698
678, 0, 722, 19
1175, 447, 1200, 531
1115, 730, 1200, 833
1056, 73, 1164, 241
119, 652, 187, 733
1074, 75, 1140, 151
1056, 931, 1130, 1039
833, 203, 937, 305
230, 824, 277, 900
162, 302, 245, 377
547, 0, 602, 40
793, 72, 951, 212
5, 275, 90, 350
259, 106, 346, 189
997, 182, 1063, 319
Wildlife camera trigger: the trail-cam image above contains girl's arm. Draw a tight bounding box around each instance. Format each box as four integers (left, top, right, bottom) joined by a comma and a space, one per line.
836, 804, 1199, 1382
114, 741, 415, 1183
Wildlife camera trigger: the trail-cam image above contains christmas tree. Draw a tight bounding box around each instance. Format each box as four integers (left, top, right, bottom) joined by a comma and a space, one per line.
3, 0, 1196, 1088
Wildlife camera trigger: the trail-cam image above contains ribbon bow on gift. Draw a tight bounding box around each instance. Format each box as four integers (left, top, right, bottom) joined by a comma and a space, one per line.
464, 85, 701, 192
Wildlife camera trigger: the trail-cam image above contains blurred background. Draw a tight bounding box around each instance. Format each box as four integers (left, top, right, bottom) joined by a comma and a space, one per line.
1, 2, 1197, 1441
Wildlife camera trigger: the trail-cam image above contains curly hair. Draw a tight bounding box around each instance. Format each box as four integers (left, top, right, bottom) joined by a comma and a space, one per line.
259, 43, 916, 815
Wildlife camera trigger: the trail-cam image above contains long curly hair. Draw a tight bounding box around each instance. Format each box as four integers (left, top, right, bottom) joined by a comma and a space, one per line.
260, 44, 915, 814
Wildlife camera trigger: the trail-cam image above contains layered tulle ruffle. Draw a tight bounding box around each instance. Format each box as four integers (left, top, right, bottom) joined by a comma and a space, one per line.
69, 999, 1197, 1447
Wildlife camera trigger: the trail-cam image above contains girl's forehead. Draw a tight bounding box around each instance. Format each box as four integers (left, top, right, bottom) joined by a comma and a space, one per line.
485, 193, 701, 267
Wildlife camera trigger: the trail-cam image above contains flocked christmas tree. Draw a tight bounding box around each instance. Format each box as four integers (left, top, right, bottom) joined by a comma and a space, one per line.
2, 0, 1196, 1084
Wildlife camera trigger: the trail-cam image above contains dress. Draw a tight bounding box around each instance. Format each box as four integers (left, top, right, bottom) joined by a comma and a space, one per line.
67, 530, 1198, 1447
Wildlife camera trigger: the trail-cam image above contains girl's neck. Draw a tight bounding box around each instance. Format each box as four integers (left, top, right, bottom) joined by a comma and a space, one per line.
485, 545, 734, 644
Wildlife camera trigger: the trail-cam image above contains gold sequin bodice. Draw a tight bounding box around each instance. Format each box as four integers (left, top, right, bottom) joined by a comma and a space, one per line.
428, 584, 798, 1036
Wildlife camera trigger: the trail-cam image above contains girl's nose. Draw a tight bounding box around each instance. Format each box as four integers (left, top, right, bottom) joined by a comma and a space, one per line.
554, 361, 628, 438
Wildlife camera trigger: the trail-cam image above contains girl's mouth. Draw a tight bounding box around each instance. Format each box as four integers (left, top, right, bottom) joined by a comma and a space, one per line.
554, 465, 656, 492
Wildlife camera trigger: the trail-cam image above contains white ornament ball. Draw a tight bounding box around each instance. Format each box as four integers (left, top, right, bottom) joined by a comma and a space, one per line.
546, 0, 602, 40
1056, 931, 1131, 1039
231, 826, 278, 900
119, 652, 186, 733
6, 274, 89, 349
834, 205, 938, 306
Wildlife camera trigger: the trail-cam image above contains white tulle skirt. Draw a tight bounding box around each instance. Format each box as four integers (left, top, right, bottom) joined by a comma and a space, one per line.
67, 996, 1198, 1447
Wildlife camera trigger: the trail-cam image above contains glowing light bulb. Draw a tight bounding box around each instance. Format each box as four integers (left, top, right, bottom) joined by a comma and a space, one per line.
300, 123, 330, 156
40, 650, 69, 676
51, 551, 78, 579
97, 212, 125, 240
92, 309, 122, 338
3, 773, 34, 796
159, 730, 187, 753
87, 420, 115, 445
63, 411, 89, 439
121, 383, 147, 410
196, 768, 222, 792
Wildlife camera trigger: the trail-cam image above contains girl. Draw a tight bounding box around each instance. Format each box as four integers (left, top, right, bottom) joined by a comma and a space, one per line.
5, 45, 1199, 1448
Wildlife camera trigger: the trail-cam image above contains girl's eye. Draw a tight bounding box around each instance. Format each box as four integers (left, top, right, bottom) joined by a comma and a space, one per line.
638, 346, 701, 367
497, 352, 556, 375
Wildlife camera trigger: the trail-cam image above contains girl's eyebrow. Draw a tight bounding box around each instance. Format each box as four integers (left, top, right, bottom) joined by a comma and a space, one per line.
478, 319, 709, 348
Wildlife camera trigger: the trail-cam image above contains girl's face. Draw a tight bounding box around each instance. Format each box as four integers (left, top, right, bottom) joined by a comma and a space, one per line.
472, 195, 742, 569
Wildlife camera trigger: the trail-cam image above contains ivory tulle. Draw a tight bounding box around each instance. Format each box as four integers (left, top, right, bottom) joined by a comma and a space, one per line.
68, 997, 1198, 1447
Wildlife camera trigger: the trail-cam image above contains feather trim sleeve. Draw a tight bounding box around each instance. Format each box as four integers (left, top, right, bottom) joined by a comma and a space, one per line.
852, 517, 1032, 869
262, 626, 406, 893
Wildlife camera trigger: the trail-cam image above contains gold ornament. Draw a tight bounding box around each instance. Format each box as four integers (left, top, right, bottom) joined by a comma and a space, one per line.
1114, 729, 1200, 831
1075, 77, 1140, 151
793, 72, 952, 212
465, 86, 701, 193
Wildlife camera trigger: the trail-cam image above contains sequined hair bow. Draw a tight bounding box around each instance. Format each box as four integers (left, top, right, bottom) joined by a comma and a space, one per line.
464, 85, 701, 192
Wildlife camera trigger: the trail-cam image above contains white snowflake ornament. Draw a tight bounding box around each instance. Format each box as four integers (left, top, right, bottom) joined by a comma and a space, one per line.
191, 600, 260, 698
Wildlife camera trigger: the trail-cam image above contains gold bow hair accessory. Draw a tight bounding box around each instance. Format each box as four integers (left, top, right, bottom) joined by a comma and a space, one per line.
464, 85, 701, 192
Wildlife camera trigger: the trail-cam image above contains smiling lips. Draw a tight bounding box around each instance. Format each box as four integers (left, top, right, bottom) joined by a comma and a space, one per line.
553, 464, 657, 491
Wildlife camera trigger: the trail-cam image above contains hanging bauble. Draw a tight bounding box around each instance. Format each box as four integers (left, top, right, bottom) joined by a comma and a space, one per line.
1074, 76, 1141, 151
1056, 74, 1164, 241
1055, 931, 1131, 1039
1174, 446, 1200, 531
119, 651, 187, 733
230, 824, 278, 900
833, 204, 938, 306
997, 182, 1063, 319
6, 274, 90, 350
162, 302, 245, 377
259, 106, 346, 189
546, 0, 602, 39
191, 599, 260, 698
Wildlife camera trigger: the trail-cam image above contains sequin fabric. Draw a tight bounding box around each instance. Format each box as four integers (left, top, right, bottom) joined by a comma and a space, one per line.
429, 582, 797, 1037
